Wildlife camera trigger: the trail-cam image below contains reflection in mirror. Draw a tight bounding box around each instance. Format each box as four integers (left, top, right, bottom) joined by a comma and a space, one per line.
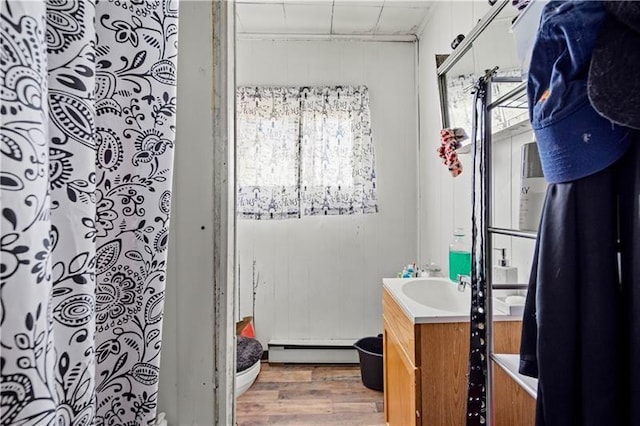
444, 51, 475, 140
491, 81, 529, 135
440, 2, 523, 135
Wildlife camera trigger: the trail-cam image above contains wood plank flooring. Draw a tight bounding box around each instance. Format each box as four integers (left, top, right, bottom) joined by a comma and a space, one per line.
236, 363, 385, 425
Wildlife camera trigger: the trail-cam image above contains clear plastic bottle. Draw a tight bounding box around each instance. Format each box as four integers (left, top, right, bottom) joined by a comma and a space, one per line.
449, 228, 471, 282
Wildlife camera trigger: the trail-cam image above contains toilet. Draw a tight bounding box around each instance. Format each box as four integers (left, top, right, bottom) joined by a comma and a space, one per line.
235, 336, 263, 397
236, 359, 261, 396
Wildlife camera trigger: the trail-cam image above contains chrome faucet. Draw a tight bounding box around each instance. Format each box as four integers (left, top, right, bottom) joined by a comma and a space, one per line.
457, 274, 471, 292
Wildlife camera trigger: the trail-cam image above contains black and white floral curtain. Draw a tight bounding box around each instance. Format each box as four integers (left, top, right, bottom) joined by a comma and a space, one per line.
1, 1, 178, 424
236, 85, 378, 220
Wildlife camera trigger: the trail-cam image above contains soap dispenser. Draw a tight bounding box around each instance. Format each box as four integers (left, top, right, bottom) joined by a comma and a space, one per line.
493, 248, 518, 284
449, 228, 471, 282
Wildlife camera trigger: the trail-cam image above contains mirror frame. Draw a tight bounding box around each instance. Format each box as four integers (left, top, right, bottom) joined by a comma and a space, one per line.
436, 0, 509, 128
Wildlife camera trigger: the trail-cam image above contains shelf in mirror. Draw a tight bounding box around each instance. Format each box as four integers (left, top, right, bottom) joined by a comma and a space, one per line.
457, 116, 533, 153
492, 117, 532, 142
489, 82, 527, 110
490, 82, 531, 140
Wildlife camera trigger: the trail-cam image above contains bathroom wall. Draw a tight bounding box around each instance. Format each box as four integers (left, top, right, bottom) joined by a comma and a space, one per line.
236, 39, 418, 347
417, 1, 535, 282
490, 129, 537, 284
159, 2, 217, 424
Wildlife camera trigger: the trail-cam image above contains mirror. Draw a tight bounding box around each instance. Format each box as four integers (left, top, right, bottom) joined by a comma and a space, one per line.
438, 1, 523, 136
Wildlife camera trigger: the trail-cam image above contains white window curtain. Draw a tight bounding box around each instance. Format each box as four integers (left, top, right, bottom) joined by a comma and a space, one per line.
236, 87, 300, 220
236, 85, 378, 219
300, 86, 377, 216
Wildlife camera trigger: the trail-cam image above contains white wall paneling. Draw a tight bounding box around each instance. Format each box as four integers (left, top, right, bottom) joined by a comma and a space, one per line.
236, 40, 418, 348
159, 2, 235, 425
417, 1, 490, 278
159, 2, 217, 425
213, 1, 236, 424
491, 129, 537, 285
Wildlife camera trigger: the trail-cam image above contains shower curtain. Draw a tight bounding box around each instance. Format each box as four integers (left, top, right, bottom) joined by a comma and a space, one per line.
1, 1, 179, 424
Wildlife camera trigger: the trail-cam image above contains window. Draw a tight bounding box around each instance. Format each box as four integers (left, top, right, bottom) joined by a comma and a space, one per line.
236, 86, 378, 220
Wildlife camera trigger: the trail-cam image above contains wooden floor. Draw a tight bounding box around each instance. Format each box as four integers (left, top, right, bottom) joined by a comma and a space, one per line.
236, 363, 385, 425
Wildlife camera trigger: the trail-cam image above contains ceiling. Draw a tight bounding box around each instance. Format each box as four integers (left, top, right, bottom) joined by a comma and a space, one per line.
236, 0, 436, 37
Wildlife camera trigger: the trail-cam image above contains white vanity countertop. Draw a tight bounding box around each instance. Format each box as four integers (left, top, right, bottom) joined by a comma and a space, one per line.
383, 277, 522, 325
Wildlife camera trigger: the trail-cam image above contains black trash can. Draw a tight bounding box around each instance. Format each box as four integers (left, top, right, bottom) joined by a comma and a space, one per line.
354, 334, 383, 392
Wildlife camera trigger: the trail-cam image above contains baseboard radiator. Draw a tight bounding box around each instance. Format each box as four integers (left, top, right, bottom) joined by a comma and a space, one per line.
267, 339, 359, 363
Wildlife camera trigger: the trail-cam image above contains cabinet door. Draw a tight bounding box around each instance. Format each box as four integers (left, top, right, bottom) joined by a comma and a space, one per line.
493, 361, 536, 426
384, 320, 420, 426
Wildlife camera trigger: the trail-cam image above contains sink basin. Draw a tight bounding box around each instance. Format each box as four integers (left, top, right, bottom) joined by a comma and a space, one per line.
401, 278, 470, 314
384, 277, 521, 324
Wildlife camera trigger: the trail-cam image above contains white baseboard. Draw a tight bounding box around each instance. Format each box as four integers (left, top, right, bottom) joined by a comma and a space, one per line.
267, 339, 359, 364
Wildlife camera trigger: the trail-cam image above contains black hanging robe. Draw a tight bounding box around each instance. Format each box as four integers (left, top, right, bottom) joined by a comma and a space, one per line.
519, 1, 640, 425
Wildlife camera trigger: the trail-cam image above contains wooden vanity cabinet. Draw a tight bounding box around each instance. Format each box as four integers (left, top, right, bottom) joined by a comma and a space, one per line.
493, 361, 536, 426
383, 287, 523, 426
383, 288, 421, 425
383, 287, 469, 425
